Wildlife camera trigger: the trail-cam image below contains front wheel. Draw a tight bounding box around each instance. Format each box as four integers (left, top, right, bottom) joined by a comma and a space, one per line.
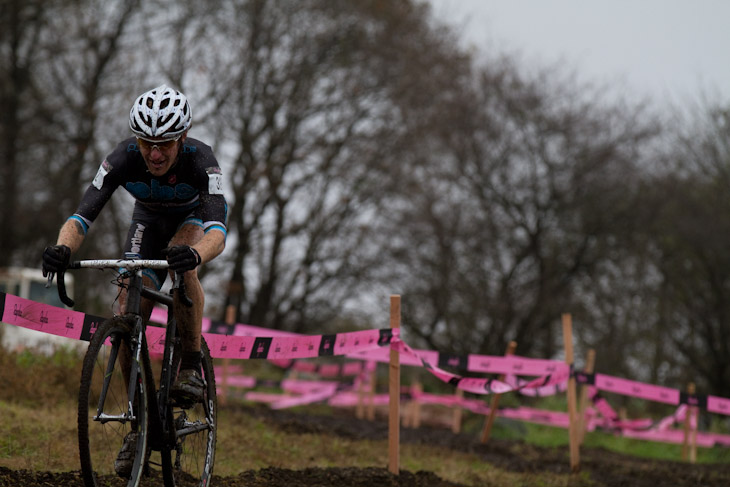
78, 317, 150, 487
162, 336, 217, 486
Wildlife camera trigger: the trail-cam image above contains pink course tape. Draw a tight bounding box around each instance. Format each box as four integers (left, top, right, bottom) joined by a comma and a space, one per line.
4, 292, 730, 415
390, 337, 570, 396
468, 355, 567, 376
151, 306, 395, 360
594, 373, 680, 405
1, 293, 395, 361
2, 293, 87, 340
708, 395, 730, 415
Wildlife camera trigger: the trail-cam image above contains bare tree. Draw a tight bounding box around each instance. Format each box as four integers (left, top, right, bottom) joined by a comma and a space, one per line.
185, 0, 467, 331
645, 101, 730, 397
5, 0, 150, 312
0, 0, 47, 267
380, 56, 661, 359
7, 0, 727, 399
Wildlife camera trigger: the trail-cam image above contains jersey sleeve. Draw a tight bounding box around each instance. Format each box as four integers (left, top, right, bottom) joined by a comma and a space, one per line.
197, 164, 228, 237
185, 140, 228, 237
69, 142, 127, 233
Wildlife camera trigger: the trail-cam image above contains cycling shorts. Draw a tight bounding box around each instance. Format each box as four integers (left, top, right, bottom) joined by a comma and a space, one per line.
122, 203, 204, 289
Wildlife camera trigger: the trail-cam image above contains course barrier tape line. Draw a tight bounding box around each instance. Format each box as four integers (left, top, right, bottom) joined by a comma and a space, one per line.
390, 337, 570, 396
3, 291, 730, 414
258, 359, 371, 377
0, 292, 395, 360
588, 387, 691, 432
152, 307, 591, 395
211, 373, 349, 410
504, 373, 568, 398
219, 375, 730, 449
0, 292, 568, 397
0, 291, 101, 342
346, 342, 570, 377
201, 327, 395, 360
151, 307, 575, 389
574, 370, 730, 416
177, 308, 569, 378
583, 390, 730, 448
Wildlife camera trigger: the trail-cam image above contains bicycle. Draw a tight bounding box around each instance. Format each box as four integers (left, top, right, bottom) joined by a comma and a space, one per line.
48, 255, 217, 487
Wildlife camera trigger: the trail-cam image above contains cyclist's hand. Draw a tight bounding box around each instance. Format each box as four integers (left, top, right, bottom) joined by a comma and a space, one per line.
165, 245, 202, 273
42, 244, 71, 277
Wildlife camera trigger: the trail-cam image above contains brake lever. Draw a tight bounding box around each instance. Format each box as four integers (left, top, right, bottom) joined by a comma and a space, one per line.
173, 272, 194, 308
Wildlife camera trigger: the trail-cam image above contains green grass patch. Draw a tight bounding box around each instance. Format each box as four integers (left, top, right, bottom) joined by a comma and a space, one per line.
1, 345, 729, 487
213, 406, 575, 486
0, 400, 79, 471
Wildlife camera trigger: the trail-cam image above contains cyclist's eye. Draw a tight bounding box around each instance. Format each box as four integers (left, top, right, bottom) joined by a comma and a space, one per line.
137, 138, 177, 151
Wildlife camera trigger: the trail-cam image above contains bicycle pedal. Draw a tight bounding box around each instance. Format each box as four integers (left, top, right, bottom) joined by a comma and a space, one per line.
170, 395, 199, 409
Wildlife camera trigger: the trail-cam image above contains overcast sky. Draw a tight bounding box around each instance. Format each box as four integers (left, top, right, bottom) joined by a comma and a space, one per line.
426, 0, 730, 104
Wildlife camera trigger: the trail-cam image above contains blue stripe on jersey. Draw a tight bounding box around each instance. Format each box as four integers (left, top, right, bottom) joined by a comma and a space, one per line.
68, 214, 90, 234
204, 224, 227, 237
142, 269, 163, 290
182, 217, 204, 228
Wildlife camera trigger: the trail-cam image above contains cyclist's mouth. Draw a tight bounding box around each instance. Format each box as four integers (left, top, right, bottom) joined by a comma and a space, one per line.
147, 160, 168, 173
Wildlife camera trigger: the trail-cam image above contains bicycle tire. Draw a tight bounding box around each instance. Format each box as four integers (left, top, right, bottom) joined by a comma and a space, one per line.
78, 317, 150, 487
161, 336, 217, 487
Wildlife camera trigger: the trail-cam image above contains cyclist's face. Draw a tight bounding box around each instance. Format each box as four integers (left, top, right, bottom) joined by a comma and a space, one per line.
137, 135, 185, 176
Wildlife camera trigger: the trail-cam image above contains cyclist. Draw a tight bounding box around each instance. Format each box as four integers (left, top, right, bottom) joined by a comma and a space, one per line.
41, 84, 227, 475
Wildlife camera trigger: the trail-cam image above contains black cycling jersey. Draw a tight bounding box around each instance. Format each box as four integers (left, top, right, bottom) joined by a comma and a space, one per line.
69, 136, 227, 237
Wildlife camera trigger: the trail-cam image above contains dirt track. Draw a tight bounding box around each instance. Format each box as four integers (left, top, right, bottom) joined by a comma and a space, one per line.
2, 404, 729, 486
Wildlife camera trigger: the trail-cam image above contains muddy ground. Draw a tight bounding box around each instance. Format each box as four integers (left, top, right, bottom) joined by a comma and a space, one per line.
2, 404, 729, 487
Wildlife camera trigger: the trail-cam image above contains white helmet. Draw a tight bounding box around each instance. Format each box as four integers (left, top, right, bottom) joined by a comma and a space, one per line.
129, 84, 192, 139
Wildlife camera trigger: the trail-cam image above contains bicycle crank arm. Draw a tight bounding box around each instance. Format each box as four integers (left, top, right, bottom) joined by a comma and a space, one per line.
94, 412, 135, 424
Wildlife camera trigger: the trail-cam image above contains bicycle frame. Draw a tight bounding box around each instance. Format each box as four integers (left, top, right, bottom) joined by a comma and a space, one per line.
53, 257, 216, 486
86, 265, 180, 441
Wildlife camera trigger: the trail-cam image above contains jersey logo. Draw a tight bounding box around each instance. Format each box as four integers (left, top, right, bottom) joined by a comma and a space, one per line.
206, 167, 224, 195
125, 180, 197, 201
92, 160, 112, 190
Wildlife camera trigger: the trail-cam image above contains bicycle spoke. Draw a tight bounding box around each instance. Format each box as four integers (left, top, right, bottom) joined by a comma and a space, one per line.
78, 318, 149, 487
94, 335, 121, 418
162, 337, 217, 487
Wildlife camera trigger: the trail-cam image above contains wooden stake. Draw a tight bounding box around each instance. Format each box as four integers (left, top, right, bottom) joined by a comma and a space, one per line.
619, 407, 627, 422
577, 349, 596, 445
562, 313, 580, 473
452, 388, 464, 434
388, 295, 401, 475
356, 369, 365, 420
403, 389, 412, 429
412, 381, 422, 428
403, 379, 420, 429
480, 341, 517, 443
682, 382, 697, 463
366, 366, 376, 421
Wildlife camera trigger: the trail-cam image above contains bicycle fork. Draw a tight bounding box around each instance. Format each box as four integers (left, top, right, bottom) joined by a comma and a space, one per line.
93, 320, 146, 425
158, 315, 179, 443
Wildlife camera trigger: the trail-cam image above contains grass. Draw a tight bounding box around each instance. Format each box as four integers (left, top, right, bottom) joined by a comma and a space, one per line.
1, 344, 729, 486
0, 400, 80, 471
0, 394, 569, 486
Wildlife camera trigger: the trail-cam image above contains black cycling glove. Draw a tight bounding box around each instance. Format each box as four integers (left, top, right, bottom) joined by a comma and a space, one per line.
166, 245, 202, 273
42, 244, 71, 277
